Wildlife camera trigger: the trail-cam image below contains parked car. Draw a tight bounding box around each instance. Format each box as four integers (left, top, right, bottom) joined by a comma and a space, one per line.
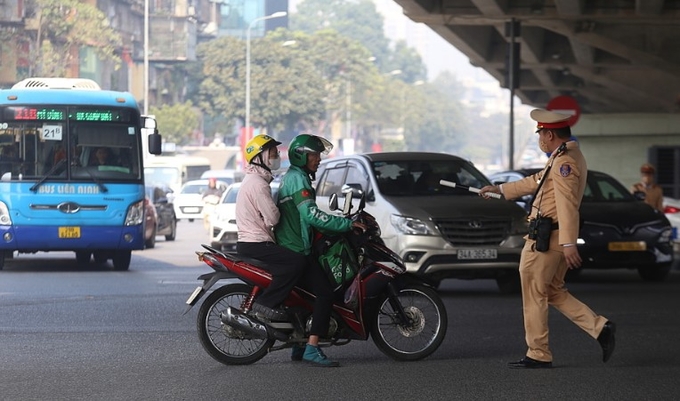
143, 194, 158, 249
208, 182, 279, 251
314, 152, 529, 293
663, 197, 680, 251
145, 185, 177, 243
200, 169, 244, 185
173, 179, 229, 221
488, 169, 675, 281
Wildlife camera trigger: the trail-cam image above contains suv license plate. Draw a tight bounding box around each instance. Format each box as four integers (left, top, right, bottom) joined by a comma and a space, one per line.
457, 249, 497, 260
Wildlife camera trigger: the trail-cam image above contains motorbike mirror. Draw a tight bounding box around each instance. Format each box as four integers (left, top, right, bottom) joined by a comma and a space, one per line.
329, 193, 339, 211
341, 183, 363, 197
632, 191, 646, 201
342, 191, 353, 215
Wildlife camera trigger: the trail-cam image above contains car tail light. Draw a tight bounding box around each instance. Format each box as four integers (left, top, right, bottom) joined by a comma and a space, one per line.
663, 205, 679, 214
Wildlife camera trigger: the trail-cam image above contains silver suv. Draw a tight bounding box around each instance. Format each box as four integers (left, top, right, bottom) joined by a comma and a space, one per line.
314, 152, 528, 293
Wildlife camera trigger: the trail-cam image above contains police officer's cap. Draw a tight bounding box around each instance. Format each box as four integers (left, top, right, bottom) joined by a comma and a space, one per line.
531, 109, 572, 132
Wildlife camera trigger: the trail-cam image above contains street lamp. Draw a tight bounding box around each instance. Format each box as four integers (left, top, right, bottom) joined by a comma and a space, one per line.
245, 11, 287, 133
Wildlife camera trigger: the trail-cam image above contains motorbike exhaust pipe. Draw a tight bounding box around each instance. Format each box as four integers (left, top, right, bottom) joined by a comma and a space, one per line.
220, 307, 287, 341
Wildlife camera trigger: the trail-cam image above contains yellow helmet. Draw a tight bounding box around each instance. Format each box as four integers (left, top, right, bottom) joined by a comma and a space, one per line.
244, 135, 281, 164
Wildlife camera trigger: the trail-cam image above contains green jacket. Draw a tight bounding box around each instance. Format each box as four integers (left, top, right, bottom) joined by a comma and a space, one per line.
275, 165, 353, 255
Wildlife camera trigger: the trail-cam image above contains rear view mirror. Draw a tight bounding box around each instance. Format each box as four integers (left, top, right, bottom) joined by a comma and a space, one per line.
329, 193, 339, 211
342, 191, 352, 215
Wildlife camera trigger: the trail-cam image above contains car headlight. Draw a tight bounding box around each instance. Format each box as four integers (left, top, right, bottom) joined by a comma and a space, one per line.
659, 227, 673, 244
125, 200, 145, 226
0, 201, 11, 225
390, 214, 435, 235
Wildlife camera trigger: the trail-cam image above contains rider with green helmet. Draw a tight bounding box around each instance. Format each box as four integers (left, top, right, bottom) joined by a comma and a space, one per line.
275, 134, 366, 367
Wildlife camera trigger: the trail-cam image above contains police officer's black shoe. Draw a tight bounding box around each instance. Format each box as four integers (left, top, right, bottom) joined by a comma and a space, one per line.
597, 321, 616, 363
508, 356, 552, 369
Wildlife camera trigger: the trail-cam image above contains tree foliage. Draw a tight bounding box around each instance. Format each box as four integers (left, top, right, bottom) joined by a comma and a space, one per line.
291, 0, 391, 71
25, 0, 121, 77
150, 102, 201, 146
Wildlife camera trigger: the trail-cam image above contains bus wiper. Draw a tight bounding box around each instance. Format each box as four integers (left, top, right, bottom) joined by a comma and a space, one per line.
83, 167, 109, 193
30, 159, 66, 192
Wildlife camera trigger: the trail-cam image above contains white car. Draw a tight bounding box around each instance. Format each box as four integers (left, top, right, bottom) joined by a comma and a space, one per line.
173, 179, 229, 222
664, 197, 680, 251
209, 182, 279, 251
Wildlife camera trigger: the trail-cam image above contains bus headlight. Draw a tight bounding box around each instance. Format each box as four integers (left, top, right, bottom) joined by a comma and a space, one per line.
0, 201, 11, 225
125, 200, 144, 226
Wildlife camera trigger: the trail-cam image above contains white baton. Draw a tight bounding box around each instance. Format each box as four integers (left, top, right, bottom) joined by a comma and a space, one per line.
439, 180, 502, 199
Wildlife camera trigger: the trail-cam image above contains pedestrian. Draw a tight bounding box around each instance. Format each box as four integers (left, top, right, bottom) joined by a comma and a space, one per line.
235, 134, 305, 321
631, 163, 664, 212
275, 134, 366, 367
479, 109, 616, 369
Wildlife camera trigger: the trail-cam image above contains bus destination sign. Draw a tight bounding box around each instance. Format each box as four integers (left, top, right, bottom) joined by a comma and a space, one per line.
5, 107, 65, 121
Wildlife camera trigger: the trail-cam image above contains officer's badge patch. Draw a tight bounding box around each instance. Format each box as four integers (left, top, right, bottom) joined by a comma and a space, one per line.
560, 164, 572, 177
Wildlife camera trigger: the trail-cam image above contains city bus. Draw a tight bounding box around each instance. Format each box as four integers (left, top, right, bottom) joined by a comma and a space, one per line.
0, 77, 162, 270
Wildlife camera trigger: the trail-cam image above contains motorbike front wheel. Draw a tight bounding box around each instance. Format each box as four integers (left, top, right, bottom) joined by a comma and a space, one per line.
197, 283, 275, 365
370, 283, 447, 361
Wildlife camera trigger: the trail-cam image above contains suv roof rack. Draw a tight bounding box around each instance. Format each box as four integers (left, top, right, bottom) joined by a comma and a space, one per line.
11, 78, 101, 90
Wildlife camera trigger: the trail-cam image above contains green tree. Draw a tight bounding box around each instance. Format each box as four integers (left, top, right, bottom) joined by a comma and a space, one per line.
292, 0, 391, 71
388, 40, 427, 83
24, 0, 121, 77
150, 102, 201, 146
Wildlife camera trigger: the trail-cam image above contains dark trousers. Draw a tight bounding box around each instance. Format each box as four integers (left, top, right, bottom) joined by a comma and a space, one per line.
236, 242, 306, 308
298, 255, 335, 337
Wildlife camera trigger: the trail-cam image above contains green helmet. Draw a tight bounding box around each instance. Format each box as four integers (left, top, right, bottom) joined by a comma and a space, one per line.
288, 134, 333, 167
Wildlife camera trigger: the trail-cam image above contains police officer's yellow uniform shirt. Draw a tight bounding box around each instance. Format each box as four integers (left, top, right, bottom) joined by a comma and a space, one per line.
502, 141, 587, 250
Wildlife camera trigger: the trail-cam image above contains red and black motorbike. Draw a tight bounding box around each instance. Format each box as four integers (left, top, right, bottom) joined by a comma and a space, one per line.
184, 189, 447, 364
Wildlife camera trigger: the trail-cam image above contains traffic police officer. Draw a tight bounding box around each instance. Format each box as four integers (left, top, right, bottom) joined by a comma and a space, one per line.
480, 109, 616, 368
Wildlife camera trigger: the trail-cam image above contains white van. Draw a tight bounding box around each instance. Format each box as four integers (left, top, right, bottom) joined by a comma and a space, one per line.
144, 155, 212, 193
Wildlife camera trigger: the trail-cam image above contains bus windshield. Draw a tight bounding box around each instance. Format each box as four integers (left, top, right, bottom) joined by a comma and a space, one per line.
0, 106, 142, 183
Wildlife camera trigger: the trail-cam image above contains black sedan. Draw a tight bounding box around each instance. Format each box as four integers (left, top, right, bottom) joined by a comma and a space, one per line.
488, 169, 675, 281
145, 185, 177, 245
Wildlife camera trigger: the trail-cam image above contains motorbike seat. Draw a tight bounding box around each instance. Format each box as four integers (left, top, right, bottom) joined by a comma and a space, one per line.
224, 252, 274, 270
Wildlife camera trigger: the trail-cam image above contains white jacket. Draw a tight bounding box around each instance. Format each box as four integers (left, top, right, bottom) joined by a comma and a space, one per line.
235, 164, 279, 243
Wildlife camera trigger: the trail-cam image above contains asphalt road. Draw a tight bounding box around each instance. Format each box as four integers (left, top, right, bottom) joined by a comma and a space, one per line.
1, 220, 680, 401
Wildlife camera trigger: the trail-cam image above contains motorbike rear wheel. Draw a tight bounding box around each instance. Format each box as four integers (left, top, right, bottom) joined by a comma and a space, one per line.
197, 283, 275, 365
370, 283, 447, 361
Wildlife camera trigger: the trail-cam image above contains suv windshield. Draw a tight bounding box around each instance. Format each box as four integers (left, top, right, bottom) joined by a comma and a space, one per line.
372, 159, 491, 196
584, 171, 636, 202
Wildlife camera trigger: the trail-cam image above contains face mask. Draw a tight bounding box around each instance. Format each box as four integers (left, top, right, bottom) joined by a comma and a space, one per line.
267, 157, 281, 171
263, 150, 281, 171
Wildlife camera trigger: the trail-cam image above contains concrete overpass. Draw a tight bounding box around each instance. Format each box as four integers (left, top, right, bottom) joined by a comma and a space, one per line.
394, 0, 680, 196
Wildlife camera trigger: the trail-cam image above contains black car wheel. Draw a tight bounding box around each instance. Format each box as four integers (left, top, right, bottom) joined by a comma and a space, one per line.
165, 218, 177, 241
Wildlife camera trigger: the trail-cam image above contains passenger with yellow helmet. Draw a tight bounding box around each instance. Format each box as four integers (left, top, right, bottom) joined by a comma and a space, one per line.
236, 134, 306, 322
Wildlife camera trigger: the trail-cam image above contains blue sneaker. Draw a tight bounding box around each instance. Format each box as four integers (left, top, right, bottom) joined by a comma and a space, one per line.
302, 344, 340, 367
291, 344, 305, 361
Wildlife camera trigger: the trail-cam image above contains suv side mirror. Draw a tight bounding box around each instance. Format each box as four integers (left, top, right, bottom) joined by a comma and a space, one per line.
632, 191, 646, 201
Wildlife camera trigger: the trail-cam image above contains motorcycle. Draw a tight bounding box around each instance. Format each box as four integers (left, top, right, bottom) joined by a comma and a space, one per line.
184, 187, 448, 364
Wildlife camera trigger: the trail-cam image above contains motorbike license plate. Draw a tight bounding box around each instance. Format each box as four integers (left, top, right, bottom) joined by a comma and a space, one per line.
58, 226, 81, 239
457, 249, 497, 260
608, 241, 647, 251
186, 286, 203, 305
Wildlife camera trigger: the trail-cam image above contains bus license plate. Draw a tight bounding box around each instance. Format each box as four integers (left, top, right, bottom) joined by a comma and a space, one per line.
608, 241, 646, 251
457, 249, 497, 260
59, 226, 81, 239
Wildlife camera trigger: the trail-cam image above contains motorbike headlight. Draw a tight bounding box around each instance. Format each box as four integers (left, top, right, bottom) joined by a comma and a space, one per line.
390, 214, 434, 235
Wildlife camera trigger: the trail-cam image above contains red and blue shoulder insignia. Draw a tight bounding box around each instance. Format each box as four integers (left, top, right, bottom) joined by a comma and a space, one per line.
559, 164, 572, 177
